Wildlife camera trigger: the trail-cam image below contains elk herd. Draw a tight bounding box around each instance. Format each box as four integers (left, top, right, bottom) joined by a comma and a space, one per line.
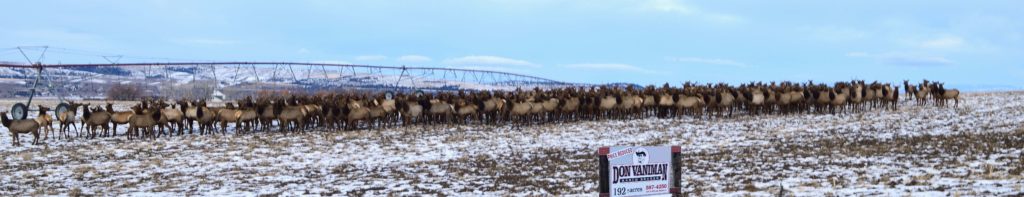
3, 80, 961, 145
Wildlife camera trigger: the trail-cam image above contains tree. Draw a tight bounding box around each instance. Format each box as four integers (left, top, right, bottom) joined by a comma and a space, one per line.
107, 83, 142, 101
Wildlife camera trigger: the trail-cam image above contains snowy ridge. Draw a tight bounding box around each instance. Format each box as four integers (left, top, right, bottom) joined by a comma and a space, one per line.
0, 65, 561, 97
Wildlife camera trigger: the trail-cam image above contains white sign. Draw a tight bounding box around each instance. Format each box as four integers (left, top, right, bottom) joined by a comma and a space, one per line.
606, 146, 673, 197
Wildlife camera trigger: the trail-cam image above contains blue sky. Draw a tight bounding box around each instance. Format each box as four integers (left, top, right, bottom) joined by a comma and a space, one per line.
2, 0, 1022, 89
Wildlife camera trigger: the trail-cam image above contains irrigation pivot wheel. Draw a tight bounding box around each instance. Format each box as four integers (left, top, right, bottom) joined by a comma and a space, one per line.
10, 103, 28, 120
55, 102, 70, 118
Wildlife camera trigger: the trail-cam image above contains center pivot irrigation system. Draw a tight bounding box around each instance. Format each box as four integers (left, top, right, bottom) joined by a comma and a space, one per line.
0, 46, 579, 120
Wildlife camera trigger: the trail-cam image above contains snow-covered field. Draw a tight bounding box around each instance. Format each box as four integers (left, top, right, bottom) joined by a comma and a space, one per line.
1, 92, 1023, 196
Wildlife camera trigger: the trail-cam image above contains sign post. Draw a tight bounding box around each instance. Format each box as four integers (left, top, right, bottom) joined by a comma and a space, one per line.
599, 146, 681, 197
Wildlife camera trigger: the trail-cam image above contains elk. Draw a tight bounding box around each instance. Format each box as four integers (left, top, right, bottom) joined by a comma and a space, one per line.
744, 87, 766, 115
108, 103, 134, 137
712, 87, 737, 117
161, 102, 186, 135
367, 99, 388, 129
427, 95, 456, 126
194, 100, 218, 135
81, 104, 111, 139
452, 98, 478, 125
675, 92, 705, 117
903, 80, 913, 100
182, 100, 199, 134
378, 95, 398, 127
598, 92, 618, 120
398, 95, 424, 126
218, 102, 258, 135
35, 106, 54, 140
342, 97, 370, 130
127, 104, 161, 140
479, 93, 506, 124
829, 84, 849, 115
914, 84, 930, 105
890, 86, 900, 110
274, 99, 306, 133
3, 111, 41, 145
848, 83, 864, 112
656, 86, 676, 118
935, 83, 960, 108
559, 93, 581, 122
256, 99, 277, 131
510, 95, 535, 126
56, 102, 82, 140
540, 95, 560, 123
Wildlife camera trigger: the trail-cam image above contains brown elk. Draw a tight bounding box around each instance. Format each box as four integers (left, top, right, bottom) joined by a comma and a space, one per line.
108, 103, 133, 137
427, 95, 456, 125
56, 102, 82, 140
479, 92, 506, 124
160, 102, 186, 135
378, 94, 398, 127
744, 87, 766, 115
181, 99, 201, 134
935, 83, 960, 108
81, 104, 111, 139
598, 90, 618, 120
711, 87, 737, 117
342, 97, 371, 130
274, 99, 306, 133
656, 84, 676, 118
510, 95, 535, 125
829, 84, 849, 115
914, 84, 930, 105
398, 94, 424, 126
127, 104, 161, 140
3, 111, 41, 145
367, 98, 388, 128
35, 106, 54, 140
218, 102, 258, 135
558, 92, 581, 122
194, 100, 218, 135
675, 91, 705, 117
256, 99, 277, 131
539, 95, 560, 123
847, 82, 864, 112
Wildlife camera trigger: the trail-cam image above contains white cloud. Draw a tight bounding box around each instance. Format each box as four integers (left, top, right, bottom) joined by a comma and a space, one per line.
451, 66, 528, 74
647, 0, 696, 14
642, 0, 744, 23
846, 52, 953, 66
296, 48, 310, 54
564, 63, 654, 73
920, 35, 965, 50
397, 55, 432, 62
355, 55, 387, 61
666, 56, 748, 67
443, 55, 539, 67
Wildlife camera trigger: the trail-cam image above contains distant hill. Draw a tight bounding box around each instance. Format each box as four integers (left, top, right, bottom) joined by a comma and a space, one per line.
0, 65, 570, 99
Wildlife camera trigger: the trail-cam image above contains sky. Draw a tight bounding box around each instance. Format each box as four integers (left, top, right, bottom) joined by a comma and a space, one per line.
1, 0, 1022, 90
